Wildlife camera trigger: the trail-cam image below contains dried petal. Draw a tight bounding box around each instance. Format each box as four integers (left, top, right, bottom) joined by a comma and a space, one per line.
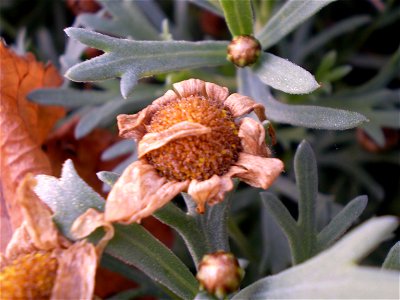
223, 93, 266, 121
0, 41, 65, 229
234, 153, 284, 189
17, 174, 59, 250
51, 241, 97, 300
188, 175, 234, 213
205, 82, 229, 102
105, 160, 189, 223
4, 226, 37, 261
117, 107, 150, 141
238, 117, 270, 157
173, 78, 206, 98
138, 121, 211, 158
71, 208, 114, 258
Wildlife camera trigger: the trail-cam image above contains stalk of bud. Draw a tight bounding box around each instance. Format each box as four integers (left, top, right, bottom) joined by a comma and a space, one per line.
196, 251, 244, 298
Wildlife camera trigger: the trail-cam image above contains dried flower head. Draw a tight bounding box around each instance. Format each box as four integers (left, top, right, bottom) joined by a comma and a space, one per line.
0, 174, 113, 299
106, 79, 284, 224
227, 35, 261, 67
196, 251, 244, 298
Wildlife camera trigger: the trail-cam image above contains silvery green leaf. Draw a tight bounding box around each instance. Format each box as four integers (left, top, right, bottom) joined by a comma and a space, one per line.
154, 203, 210, 267
233, 217, 399, 299
382, 242, 400, 270
76, 13, 130, 38
254, 53, 320, 94
101, 139, 135, 161
317, 195, 368, 251
189, 0, 224, 17
295, 15, 371, 63
74, 84, 159, 138
28, 88, 113, 108
65, 28, 228, 98
108, 223, 198, 299
97, 171, 120, 187
34, 159, 105, 240
260, 198, 291, 274
238, 68, 368, 129
34, 160, 197, 299
97, 0, 160, 40
256, 0, 336, 49
220, 0, 253, 36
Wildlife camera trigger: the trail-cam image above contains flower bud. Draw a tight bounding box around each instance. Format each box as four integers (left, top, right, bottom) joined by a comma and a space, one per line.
196, 251, 244, 298
227, 35, 261, 67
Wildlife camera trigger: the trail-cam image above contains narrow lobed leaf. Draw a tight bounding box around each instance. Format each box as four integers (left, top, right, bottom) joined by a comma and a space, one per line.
256, 0, 337, 49
382, 241, 400, 271
233, 217, 399, 300
101, 139, 135, 161
317, 195, 368, 251
238, 68, 368, 130
65, 28, 228, 98
220, 0, 254, 36
34, 160, 105, 239
253, 53, 320, 94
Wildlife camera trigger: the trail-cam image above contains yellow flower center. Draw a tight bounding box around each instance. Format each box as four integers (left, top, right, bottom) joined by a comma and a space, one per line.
0, 251, 58, 299
146, 96, 241, 181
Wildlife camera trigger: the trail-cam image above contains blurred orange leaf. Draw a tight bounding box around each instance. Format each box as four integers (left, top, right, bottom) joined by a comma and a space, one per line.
0, 41, 65, 237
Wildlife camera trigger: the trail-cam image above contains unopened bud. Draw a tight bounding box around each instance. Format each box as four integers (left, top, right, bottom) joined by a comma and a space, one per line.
196, 251, 244, 298
227, 35, 261, 67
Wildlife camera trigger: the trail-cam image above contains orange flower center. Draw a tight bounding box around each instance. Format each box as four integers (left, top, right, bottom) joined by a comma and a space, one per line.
0, 251, 58, 299
146, 96, 242, 181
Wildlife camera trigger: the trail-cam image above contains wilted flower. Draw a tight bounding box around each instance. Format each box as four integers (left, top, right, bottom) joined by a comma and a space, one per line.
106, 78, 284, 224
0, 174, 113, 299
196, 251, 244, 298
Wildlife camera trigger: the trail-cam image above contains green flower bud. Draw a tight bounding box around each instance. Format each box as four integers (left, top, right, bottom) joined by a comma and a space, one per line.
196, 251, 244, 298
227, 35, 261, 67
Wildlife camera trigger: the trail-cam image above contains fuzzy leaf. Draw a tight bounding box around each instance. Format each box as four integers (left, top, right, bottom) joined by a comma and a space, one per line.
34, 160, 105, 239
35, 160, 197, 298
295, 15, 371, 63
238, 68, 368, 130
28, 88, 113, 108
256, 0, 337, 49
98, 0, 160, 40
101, 140, 135, 161
254, 53, 320, 94
233, 217, 399, 299
107, 223, 198, 299
382, 242, 400, 271
65, 28, 228, 98
97, 171, 120, 187
317, 195, 368, 251
220, 0, 253, 36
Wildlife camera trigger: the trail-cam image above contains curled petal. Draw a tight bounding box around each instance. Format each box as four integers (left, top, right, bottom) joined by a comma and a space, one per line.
17, 174, 59, 250
234, 153, 284, 189
188, 175, 234, 214
105, 160, 189, 224
205, 82, 229, 103
173, 79, 206, 98
138, 121, 211, 158
149, 89, 178, 112
117, 107, 150, 141
238, 117, 270, 157
51, 241, 97, 300
5, 225, 37, 260
71, 208, 114, 258
224, 93, 266, 121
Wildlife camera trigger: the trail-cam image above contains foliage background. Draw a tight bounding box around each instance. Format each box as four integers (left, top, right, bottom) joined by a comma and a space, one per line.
0, 0, 399, 299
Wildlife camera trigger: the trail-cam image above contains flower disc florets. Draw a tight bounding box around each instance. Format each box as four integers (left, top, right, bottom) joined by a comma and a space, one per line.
0, 251, 58, 299
146, 96, 242, 181
108, 79, 284, 223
